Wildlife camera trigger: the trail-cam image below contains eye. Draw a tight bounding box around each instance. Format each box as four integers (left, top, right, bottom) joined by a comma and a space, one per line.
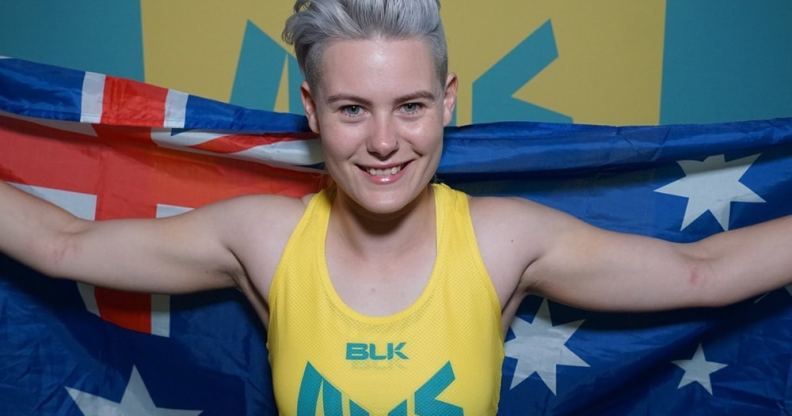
400, 102, 424, 114
341, 105, 364, 117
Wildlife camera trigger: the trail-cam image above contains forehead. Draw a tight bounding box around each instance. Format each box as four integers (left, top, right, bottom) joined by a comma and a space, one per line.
316, 38, 439, 100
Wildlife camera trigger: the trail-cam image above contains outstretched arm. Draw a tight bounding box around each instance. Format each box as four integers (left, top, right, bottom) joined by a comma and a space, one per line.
535, 213, 791, 311
476, 196, 792, 312
0, 180, 301, 296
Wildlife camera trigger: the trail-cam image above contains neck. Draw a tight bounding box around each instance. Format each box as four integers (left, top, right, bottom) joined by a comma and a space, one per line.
329, 186, 435, 258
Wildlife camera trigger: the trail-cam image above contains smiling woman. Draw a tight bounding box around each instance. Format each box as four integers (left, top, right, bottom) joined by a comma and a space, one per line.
301, 37, 455, 214
272, 1, 506, 413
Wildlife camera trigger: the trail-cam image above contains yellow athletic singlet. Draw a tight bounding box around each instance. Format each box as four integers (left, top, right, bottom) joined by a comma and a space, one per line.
268, 183, 504, 415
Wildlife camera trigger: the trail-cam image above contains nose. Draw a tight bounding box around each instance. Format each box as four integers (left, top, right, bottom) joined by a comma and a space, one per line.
367, 114, 399, 159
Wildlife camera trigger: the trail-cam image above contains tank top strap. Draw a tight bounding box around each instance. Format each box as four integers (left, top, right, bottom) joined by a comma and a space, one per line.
431, 183, 502, 317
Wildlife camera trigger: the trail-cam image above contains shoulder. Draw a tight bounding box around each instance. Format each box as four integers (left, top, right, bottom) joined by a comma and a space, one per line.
466, 194, 586, 305
198, 193, 314, 295
468, 194, 580, 237
467, 194, 551, 253
468, 194, 554, 235
223, 192, 310, 218
467, 194, 588, 263
189, 193, 309, 237
213, 193, 314, 248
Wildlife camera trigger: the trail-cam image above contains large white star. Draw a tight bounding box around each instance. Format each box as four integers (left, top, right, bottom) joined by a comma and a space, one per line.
672, 343, 727, 395
66, 366, 202, 416
504, 299, 589, 394
655, 154, 765, 231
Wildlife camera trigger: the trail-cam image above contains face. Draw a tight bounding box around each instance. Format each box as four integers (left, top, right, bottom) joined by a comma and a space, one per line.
301, 37, 457, 215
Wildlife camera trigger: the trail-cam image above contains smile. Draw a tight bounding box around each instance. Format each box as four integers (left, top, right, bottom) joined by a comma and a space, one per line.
357, 161, 411, 183
367, 165, 402, 176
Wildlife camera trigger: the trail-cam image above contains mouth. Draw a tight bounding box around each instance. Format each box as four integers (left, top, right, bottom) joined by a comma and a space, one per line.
356, 161, 412, 184
358, 161, 410, 177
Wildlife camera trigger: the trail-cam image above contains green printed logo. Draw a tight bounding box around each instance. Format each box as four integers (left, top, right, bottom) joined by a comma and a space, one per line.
346, 342, 408, 361
296, 361, 462, 415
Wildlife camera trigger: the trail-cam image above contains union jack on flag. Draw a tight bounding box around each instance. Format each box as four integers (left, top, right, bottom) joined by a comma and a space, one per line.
1, 57, 792, 415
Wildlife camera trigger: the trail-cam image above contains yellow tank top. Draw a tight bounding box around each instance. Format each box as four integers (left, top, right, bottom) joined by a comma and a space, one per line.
268, 183, 504, 415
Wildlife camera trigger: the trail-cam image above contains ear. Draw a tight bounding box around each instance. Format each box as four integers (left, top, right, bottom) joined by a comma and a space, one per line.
442, 73, 458, 127
300, 81, 320, 133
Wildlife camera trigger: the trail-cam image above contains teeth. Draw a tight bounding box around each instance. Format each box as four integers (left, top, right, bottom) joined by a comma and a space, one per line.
367, 165, 402, 176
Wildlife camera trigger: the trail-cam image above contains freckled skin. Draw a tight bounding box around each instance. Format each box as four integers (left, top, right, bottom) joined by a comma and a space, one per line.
48, 234, 77, 273
688, 265, 702, 287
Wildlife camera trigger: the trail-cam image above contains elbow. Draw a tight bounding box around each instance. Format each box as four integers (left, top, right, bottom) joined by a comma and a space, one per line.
683, 253, 733, 308
36, 219, 90, 279
678, 241, 721, 308
685, 260, 717, 307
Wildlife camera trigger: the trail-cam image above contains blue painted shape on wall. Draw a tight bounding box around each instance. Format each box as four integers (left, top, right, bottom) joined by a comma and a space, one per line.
473, 20, 571, 124
288, 54, 305, 115
231, 21, 285, 111
661, 0, 792, 124
0, 1, 143, 80
232, 21, 304, 114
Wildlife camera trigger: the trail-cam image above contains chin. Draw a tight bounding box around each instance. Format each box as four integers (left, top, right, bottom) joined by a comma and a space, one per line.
352, 190, 414, 215
343, 183, 430, 217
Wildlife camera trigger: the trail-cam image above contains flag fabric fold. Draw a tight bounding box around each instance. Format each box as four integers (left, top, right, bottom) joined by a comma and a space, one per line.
0, 57, 790, 415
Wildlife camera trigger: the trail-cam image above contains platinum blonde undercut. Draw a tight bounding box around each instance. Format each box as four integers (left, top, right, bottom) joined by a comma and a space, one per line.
283, 0, 448, 91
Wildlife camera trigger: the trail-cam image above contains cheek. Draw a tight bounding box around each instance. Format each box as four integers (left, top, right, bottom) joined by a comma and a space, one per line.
401, 121, 443, 153
320, 126, 363, 164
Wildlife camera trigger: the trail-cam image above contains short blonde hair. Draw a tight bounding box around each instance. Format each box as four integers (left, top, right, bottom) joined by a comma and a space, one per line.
283, 0, 448, 90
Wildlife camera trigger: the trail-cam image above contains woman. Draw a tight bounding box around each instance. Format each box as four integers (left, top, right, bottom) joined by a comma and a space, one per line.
1, 0, 791, 414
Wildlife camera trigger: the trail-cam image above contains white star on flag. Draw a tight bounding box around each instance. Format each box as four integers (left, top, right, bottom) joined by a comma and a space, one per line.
672, 343, 727, 395
504, 299, 589, 394
655, 154, 765, 231
66, 366, 202, 416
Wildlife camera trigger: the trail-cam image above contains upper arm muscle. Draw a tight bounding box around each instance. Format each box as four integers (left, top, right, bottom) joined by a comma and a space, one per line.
472, 195, 709, 313
47, 195, 304, 296
524, 214, 707, 311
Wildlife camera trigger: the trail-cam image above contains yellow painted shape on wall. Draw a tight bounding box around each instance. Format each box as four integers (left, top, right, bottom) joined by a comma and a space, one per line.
517, 1, 665, 125
141, 0, 294, 104
142, 1, 664, 124
444, 1, 665, 125
443, 1, 552, 125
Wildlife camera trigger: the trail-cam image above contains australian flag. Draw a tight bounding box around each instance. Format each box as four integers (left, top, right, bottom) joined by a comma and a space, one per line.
1, 57, 791, 415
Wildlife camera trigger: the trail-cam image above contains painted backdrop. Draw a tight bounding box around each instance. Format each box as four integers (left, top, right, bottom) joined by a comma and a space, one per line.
2, 0, 791, 126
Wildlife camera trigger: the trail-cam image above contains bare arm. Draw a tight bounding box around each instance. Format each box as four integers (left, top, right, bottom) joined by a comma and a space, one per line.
0, 180, 301, 295
475, 196, 792, 312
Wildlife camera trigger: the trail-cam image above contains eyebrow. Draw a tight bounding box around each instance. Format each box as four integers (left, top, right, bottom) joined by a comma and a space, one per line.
325, 90, 437, 106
